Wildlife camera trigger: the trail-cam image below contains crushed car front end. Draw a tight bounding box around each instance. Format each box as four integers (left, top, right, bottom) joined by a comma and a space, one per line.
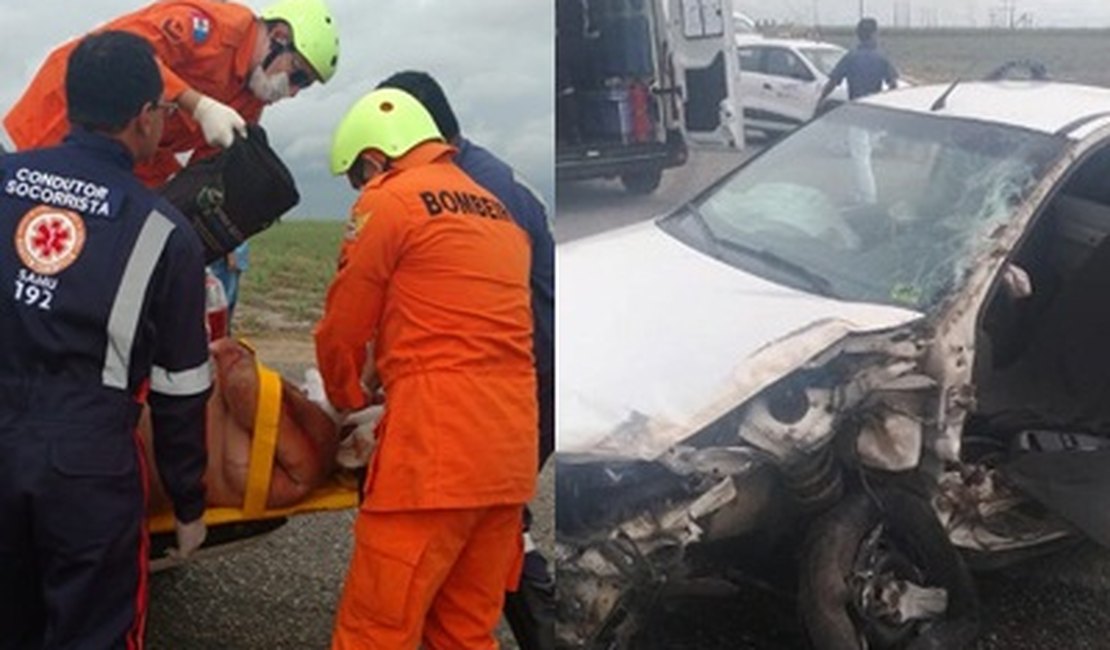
555, 94, 1075, 648
555, 319, 939, 647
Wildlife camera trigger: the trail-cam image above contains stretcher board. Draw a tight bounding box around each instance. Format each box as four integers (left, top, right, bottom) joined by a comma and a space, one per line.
147, 357, 359, 535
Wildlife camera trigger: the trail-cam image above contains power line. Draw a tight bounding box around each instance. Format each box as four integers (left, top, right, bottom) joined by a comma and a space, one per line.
990, 1, 1035, 28
892, 1, 913, 28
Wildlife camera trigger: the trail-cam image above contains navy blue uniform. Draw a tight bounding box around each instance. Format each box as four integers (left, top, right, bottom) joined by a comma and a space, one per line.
455, 138, 556, 650
827, 41, 898, 99
455, 138, 555, 465
0, 131, 210, 649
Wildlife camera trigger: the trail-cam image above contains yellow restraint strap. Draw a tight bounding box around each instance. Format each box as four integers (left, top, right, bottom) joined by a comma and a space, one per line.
147, 350, 359, 535
242, 359, 282, 517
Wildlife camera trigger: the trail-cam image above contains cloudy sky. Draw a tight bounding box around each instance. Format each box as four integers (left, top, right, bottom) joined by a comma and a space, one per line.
0, 0, 553, 219
736, 0, 1110, 28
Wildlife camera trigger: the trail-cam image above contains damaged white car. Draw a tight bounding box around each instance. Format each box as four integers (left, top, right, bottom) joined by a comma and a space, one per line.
556, 62, 1110, 649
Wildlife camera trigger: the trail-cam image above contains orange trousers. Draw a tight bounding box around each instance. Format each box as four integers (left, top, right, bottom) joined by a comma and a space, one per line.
332, 504, 525, 650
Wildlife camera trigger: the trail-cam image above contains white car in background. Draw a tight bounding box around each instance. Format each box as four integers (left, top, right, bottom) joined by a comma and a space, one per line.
735, 35, 851, 136
733, 10, 757, 34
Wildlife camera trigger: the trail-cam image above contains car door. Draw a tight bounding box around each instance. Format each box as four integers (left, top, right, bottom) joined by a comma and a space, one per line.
735, 44, 785, 134
758, 46, 821, 128
666, 0, 745, 148
797, 45, 850, 114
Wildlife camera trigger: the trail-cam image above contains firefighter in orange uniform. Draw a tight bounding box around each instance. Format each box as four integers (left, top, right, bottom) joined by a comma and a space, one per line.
3, 0, 339, 187
317, 88, 537, 649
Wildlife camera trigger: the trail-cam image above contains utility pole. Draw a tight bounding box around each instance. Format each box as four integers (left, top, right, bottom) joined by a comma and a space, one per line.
893, 1, 911, 28
996, 0, 1018, 28
860, 0, 865, 19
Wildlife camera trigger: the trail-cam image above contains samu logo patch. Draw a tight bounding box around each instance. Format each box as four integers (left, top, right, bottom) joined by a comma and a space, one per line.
14, 206, 86, 276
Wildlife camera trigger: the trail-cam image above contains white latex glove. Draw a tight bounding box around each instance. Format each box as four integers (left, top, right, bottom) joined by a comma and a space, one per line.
193, 95, 247, 148
168, 517, 207, 561
302, 367, 341, 424
1002, 263, 1033, 299
336, 404, 383, 469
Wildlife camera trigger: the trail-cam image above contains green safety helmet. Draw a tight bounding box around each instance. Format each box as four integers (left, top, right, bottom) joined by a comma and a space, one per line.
260, 0, 339, 83
330, 88, 444, 175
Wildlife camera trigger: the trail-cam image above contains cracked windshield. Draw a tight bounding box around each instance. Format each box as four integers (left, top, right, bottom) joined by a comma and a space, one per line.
680, 103, 1065, 312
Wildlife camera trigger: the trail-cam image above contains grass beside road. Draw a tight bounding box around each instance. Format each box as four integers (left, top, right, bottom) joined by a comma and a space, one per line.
236, 220, 344, 336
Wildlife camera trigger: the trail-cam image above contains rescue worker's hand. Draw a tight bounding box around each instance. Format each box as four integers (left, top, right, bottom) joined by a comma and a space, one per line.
336, 404, 383, 469
193, 96, 247, 148
1002, 263, 1033, 299
302, 367, 342, 424
169, 517, 207, 561
341, 404, 384, 440
359, 342, 381, 398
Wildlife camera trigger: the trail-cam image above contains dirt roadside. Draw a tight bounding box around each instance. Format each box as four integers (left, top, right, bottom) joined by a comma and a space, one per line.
241, 331, 317, 379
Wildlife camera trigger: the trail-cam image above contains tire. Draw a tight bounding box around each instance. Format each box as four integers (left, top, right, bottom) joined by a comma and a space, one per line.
620, 168, 663, 195
799, 486, 979, 650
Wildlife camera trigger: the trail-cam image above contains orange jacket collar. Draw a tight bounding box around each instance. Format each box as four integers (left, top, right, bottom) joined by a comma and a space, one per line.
393, 141, 456, 170
366, 141, 455, 190
232, 18, 262, 81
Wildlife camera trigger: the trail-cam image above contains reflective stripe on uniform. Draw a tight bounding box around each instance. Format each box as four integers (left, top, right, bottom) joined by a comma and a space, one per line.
102, 210, 175, 389
150, 362, 212, 397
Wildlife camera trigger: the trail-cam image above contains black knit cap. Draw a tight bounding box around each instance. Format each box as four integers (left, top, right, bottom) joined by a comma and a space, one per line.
66, 31, 164, 133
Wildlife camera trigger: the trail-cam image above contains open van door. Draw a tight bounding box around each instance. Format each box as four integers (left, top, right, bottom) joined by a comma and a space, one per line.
665, 0, 744, 149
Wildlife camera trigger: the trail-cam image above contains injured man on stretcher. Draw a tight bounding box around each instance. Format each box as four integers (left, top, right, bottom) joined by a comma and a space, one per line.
142, 338, 376, 513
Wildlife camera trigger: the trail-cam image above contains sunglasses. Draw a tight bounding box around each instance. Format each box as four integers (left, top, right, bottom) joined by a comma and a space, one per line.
266, 39, 317, 90
288, 56, 317, 89
147, 100, 179, 116
289, 68, 315, 89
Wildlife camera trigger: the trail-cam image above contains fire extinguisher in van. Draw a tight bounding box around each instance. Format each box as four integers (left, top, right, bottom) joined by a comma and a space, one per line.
629, 81, 652, 143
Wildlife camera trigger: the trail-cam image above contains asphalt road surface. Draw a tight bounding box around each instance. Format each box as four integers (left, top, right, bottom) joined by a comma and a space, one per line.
554, 145, 1110, 649
146, 353, 554, 650
555, 146, 752, 244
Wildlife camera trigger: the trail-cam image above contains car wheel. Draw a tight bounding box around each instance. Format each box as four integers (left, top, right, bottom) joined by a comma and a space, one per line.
799, 486, 979, 650
621, 169, 663, 195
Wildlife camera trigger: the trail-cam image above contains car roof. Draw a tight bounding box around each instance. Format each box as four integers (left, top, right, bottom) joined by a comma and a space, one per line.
860, 81, 1110, 137
734, 34, 845, 51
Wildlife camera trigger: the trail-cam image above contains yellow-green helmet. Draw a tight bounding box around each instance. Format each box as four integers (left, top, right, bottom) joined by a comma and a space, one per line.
260, 0, 339, 83
330, 88, 444, 175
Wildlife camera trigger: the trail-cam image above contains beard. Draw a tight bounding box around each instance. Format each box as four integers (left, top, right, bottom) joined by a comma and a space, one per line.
248, 66, 292, 104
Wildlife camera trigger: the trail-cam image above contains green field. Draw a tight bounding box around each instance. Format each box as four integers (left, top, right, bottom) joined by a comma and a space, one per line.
816, 28, 1110, 86
236, 220, 344, 336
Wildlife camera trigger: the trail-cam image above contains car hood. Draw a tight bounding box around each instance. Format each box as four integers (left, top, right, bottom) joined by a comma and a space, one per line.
558, 220, 923, 461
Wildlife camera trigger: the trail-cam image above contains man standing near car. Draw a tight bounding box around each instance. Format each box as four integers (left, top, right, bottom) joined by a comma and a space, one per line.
819, 17, 898, 204
0, 32, 211, 648
819, 18, 898, 103
374, 69, 556, 650
319, 87, 537, 649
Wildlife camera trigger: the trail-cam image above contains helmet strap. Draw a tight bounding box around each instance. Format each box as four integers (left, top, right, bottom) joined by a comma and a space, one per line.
261, 38, 292, 72
363, 150, 392, 175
